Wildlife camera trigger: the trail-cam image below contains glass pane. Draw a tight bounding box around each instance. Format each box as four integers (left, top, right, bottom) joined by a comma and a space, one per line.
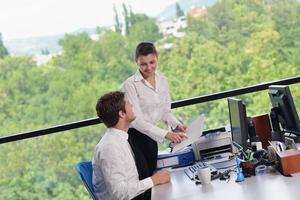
1, 0, 300, 199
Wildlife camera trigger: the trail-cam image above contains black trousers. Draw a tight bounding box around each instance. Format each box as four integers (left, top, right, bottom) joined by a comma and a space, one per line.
128, 128, 158, 200
128, 128, 158, 175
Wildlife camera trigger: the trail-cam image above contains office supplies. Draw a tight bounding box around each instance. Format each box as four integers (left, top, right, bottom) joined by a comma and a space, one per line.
210, 157, 236, 169
285, 137, 297, 149
235, 157, 245, 182
152, 163, 300, 200
267, 144, 277, 162
241, 160, 255, 177
268, 141, 277, 151
172, 115, 205, 153
276, 149, 300, 175
184, 161, 217, 180
219, 169, 234, 182
252, 114, 272, 148
251, 141, 263, 151
203, 152, 234, 165
156, 147, 195, 169
255, 165, 267, 175
276, 141, 284, 152
192, 131, 232, 161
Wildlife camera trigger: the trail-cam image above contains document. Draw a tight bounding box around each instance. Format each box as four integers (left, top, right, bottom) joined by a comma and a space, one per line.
172, 115, 205, 153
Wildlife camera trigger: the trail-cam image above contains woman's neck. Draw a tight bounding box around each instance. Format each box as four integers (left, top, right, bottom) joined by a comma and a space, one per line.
144, 75, 156, 89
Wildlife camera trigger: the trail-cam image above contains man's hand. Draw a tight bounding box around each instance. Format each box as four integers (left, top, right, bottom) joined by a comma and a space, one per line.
151, 169, 170, 186
165, 132, 187, 143
174, 124, 187, 132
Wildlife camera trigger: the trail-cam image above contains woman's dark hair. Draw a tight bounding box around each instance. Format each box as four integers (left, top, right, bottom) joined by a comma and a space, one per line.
95, 91, 126, 128
135, 42, 158, 60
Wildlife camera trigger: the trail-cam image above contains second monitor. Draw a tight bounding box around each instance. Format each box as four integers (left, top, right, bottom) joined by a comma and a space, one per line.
228, 97, 249, 150
269, 85, 300, 140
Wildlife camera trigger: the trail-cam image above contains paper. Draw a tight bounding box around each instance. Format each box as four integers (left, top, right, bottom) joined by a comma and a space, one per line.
172, 115, 205, 153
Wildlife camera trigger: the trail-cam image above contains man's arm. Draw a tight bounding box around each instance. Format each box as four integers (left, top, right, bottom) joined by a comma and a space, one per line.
99, 146, 153, 200
151, 169, 170, 185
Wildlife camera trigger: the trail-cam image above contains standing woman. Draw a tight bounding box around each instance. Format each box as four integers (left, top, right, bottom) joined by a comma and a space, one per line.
121, 42, 187, 175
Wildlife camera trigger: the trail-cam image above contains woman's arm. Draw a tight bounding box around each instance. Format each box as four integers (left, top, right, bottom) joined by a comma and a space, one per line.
122, 80, 186, 143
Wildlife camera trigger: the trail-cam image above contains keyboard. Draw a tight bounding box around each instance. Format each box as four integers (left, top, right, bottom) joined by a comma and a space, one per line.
184, 162, 218, 180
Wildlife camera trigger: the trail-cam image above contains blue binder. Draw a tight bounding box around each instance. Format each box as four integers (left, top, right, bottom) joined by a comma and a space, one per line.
157, 147, 195, 169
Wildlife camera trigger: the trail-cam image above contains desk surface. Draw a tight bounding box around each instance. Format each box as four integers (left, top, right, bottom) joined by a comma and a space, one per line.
152, 168, 300, 200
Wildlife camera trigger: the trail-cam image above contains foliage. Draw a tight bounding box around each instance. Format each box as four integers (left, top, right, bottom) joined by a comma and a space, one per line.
176, 2, 185, 17
0, 33, 9, 58
113, 4, 122, 33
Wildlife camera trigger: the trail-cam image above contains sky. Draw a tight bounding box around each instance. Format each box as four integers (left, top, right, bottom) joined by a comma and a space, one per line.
0, 0, 177, 41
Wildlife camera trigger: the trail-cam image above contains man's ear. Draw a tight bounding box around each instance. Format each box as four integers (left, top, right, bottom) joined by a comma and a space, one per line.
119, 110, 125, 119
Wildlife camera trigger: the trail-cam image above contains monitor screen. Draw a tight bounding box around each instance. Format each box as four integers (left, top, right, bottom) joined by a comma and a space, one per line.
268, 85, 300, 134
228, 97, 249, 150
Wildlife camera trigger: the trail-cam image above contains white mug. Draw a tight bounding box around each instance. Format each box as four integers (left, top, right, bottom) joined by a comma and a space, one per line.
197, 167, 211, 185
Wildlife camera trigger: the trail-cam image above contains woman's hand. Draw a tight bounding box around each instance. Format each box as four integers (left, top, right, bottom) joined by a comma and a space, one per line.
174, 124, 187, 132
165, 132, 187, 143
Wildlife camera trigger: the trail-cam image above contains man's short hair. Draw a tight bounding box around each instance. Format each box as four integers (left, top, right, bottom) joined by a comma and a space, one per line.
135, 42, 158, 60
95, 91, 126, 128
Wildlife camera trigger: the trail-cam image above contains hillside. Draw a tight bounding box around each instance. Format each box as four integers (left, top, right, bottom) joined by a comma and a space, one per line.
157, 0, 218, 20
3, 0, 219, 56
3, 27, 97, 55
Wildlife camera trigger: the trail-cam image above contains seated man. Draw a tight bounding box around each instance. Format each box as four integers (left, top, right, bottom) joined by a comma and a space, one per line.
92, 91, 170, 200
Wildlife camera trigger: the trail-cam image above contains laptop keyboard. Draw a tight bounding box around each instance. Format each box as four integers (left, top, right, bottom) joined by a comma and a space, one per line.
184, 162, 217, 180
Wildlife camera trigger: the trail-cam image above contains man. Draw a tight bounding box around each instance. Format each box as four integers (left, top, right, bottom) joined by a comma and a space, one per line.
92, 91, 170, 200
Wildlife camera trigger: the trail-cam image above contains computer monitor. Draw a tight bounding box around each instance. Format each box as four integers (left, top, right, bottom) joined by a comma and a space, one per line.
228, 97, 249, 150
268, 85, 300, 136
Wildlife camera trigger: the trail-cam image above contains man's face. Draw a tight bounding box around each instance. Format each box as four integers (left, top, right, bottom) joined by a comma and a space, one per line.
124, 99, 136, 123
136, 53, 157, 79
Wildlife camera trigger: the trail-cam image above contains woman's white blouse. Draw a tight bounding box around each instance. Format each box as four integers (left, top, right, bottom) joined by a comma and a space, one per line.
121, 70, 180, 143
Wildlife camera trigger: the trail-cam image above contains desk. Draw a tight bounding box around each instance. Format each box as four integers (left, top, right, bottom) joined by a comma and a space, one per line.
152, 169, 300, 200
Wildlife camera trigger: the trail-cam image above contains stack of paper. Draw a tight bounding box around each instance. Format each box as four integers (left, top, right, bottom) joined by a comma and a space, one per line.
172, 115, 205, 153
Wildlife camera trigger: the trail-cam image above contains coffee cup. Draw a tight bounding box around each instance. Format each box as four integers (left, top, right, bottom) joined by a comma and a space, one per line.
197, 167, 211, 185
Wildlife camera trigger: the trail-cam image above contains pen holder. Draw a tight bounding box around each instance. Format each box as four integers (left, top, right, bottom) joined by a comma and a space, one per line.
241, 161, 255, 177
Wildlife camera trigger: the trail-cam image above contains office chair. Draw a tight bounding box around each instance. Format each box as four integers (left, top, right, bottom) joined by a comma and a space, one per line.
75, 161, 99, 200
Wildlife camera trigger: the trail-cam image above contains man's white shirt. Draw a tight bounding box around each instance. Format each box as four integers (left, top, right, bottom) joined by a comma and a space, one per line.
92, 128, 153, 200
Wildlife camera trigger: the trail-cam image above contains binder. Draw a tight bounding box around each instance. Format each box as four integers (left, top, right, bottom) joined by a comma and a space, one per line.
157, 147, 195, 169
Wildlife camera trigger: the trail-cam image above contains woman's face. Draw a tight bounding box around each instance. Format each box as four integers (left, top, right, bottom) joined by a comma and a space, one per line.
136, 53, 158, 79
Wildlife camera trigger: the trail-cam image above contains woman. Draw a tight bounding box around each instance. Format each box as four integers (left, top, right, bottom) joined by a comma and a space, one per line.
121, 42, 187, 175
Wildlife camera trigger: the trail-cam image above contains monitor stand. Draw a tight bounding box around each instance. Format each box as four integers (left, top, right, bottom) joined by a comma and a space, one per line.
272, 131, 284, 142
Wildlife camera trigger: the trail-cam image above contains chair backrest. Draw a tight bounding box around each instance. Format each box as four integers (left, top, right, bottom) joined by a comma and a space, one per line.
75, 161, 99, 200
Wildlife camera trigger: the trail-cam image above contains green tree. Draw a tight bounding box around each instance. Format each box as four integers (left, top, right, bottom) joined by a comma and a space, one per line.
122, 3, 130, 35
176, 2, 184, 18
41, 48, 50, 55
113, 4, 122, 33
127, 14, 162, 44
0, 33, 8, 58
